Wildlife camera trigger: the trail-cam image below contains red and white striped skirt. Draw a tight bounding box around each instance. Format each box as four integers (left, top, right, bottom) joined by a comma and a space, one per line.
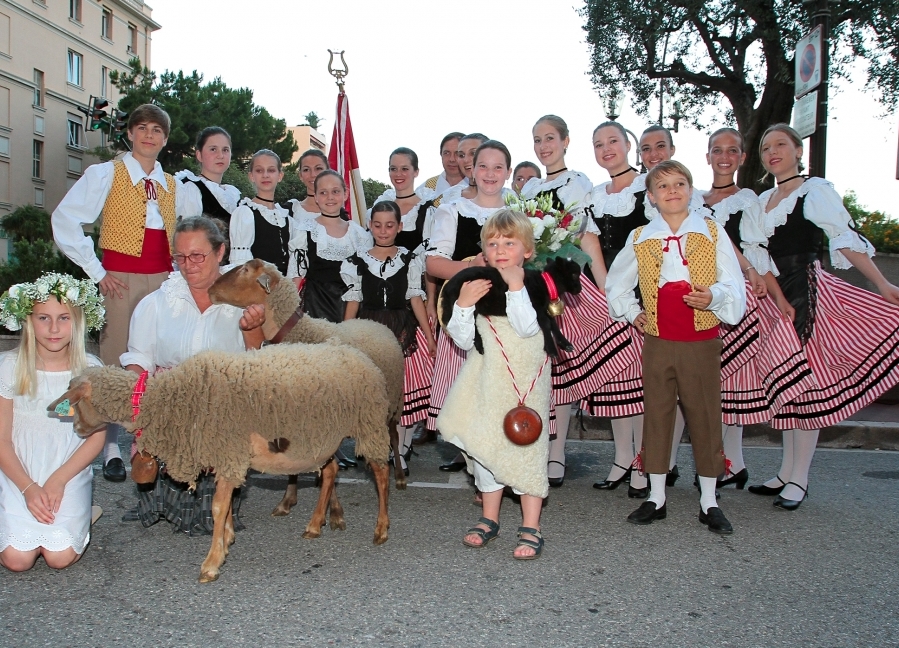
552, 276, 639, 405
426, 330, 468, 431
580, 328, 645, 418
401, 326, 435, 427
772, 265, 899, 430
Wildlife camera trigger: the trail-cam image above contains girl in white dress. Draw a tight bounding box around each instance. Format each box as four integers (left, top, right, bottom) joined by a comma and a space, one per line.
287, 149, 330, 220
0, 273, 105, 571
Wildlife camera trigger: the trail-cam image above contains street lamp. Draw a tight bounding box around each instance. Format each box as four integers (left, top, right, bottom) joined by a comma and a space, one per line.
670, 101, 684, 133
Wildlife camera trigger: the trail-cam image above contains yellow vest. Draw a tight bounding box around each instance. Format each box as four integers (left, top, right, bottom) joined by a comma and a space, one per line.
98, 160, 176, 257
633, 218, 720, 336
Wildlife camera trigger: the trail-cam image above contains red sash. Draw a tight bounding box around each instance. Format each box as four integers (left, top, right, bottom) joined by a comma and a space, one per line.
656, 280, 718, 342
102, 228, 172, 274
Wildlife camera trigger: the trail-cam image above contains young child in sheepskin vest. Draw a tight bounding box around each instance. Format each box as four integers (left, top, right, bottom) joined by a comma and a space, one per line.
437, 209, 551, 561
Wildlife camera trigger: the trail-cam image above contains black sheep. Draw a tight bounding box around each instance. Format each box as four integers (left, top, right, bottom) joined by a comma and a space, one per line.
439, 257, 583, 357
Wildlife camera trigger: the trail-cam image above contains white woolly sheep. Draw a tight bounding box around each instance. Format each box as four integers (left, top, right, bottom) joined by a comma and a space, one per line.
49, 343, 392, 584
208, 259, 408, 504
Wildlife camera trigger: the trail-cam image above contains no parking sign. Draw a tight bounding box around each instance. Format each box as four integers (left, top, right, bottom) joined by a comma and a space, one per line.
795, 27, 823, 98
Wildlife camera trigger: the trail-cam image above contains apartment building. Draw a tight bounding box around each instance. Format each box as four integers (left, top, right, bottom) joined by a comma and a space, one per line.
0, 0, 160, 240
287, 124, 326, 164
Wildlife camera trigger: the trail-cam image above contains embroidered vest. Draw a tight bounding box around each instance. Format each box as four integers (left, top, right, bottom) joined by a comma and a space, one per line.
99, 160, 176, 256
633, 218, 720, 337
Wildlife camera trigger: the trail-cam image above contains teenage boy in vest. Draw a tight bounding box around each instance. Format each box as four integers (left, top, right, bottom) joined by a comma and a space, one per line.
605, 160, 746, 534
52, 104, 177, 482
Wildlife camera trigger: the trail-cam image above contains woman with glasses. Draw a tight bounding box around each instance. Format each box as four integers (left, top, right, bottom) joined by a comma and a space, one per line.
119, 216, 265, 534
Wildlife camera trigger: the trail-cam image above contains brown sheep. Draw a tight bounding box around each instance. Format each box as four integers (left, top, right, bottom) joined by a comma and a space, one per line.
49, 343, 392, 583
208, 259, 408, 505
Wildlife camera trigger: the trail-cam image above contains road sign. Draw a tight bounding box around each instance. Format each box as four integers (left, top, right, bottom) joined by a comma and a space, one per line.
793, 91, 818, 139
795, 27, 823, 98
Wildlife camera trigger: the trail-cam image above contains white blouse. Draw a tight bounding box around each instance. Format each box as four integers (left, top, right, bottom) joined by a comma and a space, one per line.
702, 188, 773, 274
605, 210, 746, 326
427, 198, 504, 260
748, 177, 874, 273
365, 187, 437, 250
445, 288, 541, 351
229, 198, 300, 275
288, 218, 373, 277
119, 268, 247, 372
340, 247, 426, 303
520, 170, 593, 217
174, 170, 240, 218
584, 174, 648, 235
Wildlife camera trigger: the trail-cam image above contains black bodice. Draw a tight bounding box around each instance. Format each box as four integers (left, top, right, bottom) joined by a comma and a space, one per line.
247, 206, 290, 275
395, 201, 433, 251
765, 195, 825, 263
181, 178, 232, 222
590, 192, 649, 270
452, 214, 483, 261
350, 250, 415, 311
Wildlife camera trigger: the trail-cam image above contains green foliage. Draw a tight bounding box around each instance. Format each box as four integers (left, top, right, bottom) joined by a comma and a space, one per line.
363, 178, 390, 209
844, 190, 899, 253
109, 58, 298, 173
275, 163, 307, 205
302, 111, 323, 131
0, 205, 53, 243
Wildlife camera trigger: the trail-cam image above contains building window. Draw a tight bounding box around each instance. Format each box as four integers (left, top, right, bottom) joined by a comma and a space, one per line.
67, 115, 83, 148
128, 24, 137, 54
100, 66, 108, 97
34, 114, 44, 135
69, 0, 82, 22
32, 140, 42, 179
0, 136, 8, 157
67, 155, 83, 174
101, 7, 112, 39
34, 187, 44, 206
33, 69, 44, 107
67, 50, 83, 86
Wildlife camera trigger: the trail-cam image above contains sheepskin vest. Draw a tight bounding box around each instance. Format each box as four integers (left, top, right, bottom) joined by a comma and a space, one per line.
633, 218, 719, 337
99, 160, 176, 257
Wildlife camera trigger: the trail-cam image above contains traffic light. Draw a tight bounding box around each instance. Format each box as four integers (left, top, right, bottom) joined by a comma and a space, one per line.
111, 110, 128, 140
89, 97, 109, 131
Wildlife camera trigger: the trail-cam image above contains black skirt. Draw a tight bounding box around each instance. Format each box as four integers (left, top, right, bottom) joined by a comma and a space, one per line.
359, 306, 420, 357
302, 279, 347, 323
773, 253, 820, 345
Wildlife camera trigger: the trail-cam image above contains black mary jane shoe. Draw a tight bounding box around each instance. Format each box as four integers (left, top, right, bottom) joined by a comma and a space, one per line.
547, 460, 566, 488
593, 463, 632, 490
627, 501, 667, 525
103, 457, 127, 482
773, 482, 808, 511
666, 465, 680, 487
748, 475, 786, 496
699, 506, 734, 535
439, 460, 467, 472
717, 467, 749, 489
627, 485, 650, 499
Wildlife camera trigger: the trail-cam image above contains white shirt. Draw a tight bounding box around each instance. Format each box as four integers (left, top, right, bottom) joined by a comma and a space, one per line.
174, 169, 240, 218
416, 171, 455, 197
445, 288, 541, 351
52, 152, 179, 283
520, 170, 593, 219
119, 268, 247, 372
427, 199, 504, 260
364, 186, 438, 241
229, 198, 300, 274
605, 211, 746, 326
702, 188, 773, 274
340, 247, 426, 302
584, 174, 648, 236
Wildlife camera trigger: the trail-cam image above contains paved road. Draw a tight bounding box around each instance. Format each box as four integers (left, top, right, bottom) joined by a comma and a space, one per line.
2, 439, 897, 647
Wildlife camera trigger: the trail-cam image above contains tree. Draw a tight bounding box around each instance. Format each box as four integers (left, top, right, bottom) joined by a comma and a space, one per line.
109, 58, 297, 173
302, 111, 323, 131
580, 0, 899, 190
844, 190, 899, 253
363, 178, 390, 209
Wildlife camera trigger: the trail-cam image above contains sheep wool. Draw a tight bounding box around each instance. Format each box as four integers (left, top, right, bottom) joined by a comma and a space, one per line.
437, 315, 551, 498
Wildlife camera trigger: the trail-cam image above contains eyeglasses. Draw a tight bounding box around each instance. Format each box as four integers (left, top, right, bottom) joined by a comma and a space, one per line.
172, 252, 210, 265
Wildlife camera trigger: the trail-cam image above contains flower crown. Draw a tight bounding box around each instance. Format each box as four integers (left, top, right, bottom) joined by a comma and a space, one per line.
0, 273, 105, 332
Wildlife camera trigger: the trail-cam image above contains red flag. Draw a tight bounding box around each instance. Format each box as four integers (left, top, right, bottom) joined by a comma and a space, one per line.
328, 91, 366, 226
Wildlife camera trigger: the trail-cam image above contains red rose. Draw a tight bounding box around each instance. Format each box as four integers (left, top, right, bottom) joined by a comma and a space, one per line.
560, 214, 573, 228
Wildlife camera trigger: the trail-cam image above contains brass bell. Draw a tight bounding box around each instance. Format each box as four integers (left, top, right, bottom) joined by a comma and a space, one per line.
547, 298, 565, 318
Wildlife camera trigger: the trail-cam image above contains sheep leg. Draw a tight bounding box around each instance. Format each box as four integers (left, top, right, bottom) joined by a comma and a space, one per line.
389, 418, 406, 490
328, 481, 346, 531
302, 459, 338, 539
199, 479, 237, 583
370, 461, 390, 545
271, 475, 299, 517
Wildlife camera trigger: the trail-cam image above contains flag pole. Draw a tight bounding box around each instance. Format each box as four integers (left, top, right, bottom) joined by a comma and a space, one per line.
327, 50, 367, 226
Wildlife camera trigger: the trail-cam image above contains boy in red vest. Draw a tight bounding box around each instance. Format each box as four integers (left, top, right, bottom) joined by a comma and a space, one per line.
52, 104, 177, 482
605, 160, 746, 534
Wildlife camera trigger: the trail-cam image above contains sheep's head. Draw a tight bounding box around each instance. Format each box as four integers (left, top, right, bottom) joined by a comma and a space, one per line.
209, 259, 283, 307
47, 374, 109, 438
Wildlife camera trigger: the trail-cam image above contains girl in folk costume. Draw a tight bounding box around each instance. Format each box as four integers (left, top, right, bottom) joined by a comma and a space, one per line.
342, 201, 437, 475
0, 274, 105, 571
606, 161, 746, 533
520, 115, 634, 487
52, 104, 176, 484
286, 149, 330, 220
229, 150, 299, 279
426, 140, 512, 443
289, 170, 373, 324
639, 125, 707, 220
512, 161, 541, 195
701, 128, 813, 489
175, 127, 241, 223
438, 210, 552, 560
744, 124, 899, 509
437, 133, 489, 207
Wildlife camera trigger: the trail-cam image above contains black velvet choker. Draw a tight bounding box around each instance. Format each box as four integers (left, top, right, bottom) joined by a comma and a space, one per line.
610, 167, 637, 178
395, 193, 416, 200
711, 182, 736, 189
777, 174, 805, 186
254, 195, 275, 205
319, 212, 342, 219
546, 167, 568, 176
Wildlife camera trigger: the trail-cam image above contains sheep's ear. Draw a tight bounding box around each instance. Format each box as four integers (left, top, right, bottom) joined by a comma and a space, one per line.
257, 272, 272, 294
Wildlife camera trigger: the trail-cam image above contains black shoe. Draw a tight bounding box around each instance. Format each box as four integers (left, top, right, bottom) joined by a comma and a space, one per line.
547, 460, 565, 488
666, 465, 679, 487
121, 507, 140, 522
773, 482, 808, 510
717, 467, 749, 489
627, 485, 649, 499
412, 426, 437, 445
699, 506, 734, 534
627, 501, 667, 525
748, 475, 786, 496
103, 457, 126, 482
593, 463, 632, 490
439, 460, 467, 472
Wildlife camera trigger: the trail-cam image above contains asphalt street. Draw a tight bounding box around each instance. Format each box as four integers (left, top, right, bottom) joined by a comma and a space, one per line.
2, 437, 897, 648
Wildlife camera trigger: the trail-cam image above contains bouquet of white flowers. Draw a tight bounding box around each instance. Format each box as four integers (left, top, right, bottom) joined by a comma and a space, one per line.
505, 193, 590, 270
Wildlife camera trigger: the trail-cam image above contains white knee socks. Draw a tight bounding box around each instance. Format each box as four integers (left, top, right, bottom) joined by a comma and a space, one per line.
781, 428, 819, 501
609, 417, 636, 481
647, 473, 667, 507
103, 424, 122, 463
764, 429, 795, 488
698, 476, 718, 513
548, 404, 572, 479
722, 424, 746, 473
